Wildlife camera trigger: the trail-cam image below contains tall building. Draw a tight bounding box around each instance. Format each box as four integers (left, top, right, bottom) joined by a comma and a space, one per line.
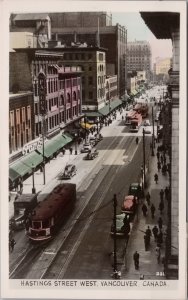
126, 40, 152, 81
49, 12, 127, 97
141, 12, 180, 279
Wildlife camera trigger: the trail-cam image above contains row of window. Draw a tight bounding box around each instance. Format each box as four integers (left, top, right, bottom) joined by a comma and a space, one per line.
10, 107, 31, 128
63, 52, 93, 61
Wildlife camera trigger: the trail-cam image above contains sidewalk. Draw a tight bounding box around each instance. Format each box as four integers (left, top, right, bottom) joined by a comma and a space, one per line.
121, 142, 170, 279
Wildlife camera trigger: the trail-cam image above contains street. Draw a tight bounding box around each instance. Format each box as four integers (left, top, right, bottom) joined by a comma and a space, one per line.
9, 88, 168, 280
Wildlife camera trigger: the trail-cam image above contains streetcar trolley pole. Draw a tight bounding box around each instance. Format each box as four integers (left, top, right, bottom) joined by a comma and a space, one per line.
151, 106, 155, 156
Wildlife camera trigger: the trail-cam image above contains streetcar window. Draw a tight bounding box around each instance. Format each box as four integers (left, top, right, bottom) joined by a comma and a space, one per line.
32, 221, 42, 229
42, 220, 50, 228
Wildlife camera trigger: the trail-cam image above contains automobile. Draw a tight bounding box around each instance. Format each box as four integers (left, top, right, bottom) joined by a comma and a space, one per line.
155, 111, 160, 121
80, 143, 92, 153
144, 119, 150, 126
121, 195, 138, 215
58, 164, 77, 179
110, 213, 131, 237
128, 183, 142, 198
144, 126, 152, 134
84, 149, 99, 160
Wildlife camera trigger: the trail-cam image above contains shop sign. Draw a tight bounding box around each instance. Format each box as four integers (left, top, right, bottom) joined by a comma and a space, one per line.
22, 137, 47, 155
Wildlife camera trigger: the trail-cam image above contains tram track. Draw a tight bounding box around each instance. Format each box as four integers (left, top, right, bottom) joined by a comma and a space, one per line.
10, 135, 135, 279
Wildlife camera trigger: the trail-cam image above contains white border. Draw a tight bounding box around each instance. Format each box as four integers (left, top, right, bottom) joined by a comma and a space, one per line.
0, 1, 187, 299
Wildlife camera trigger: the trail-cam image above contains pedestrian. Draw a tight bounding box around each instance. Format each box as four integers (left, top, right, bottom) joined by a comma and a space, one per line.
150, 203, 156, 219
157, 151, 160, 160
144, 234, 150, 251
158, 217, 163, 230
157, 161, 161, 172
165, 186, 169, 200
62, 148, 66, 155
154, 173, 158, 184
133, 251, 139, 270
162, 164, 167, 175
157, 230, 163, 244
152, 225, 159, 241
10, 238, 16, 252
136, 137, 139, 145
160, 189, 164, 201
155, 245, 161, 264
146, 192, 151, 206
70, 147, 73, 155
122, 115, 124, 120
142, 203, 148, 217
146, 226, 152, 242
160, 155, 164, 165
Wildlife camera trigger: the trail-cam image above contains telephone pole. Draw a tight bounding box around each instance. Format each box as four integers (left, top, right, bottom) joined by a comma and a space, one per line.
113, 194, 117, 276
142, 128, 146, 188
151, 106, 155, 156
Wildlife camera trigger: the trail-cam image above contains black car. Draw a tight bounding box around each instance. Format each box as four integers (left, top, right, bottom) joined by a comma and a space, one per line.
84, 149, 99, 160
58, 164, 77, 179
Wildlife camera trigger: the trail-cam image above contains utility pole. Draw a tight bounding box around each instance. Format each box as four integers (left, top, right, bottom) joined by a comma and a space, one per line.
113, 194, 117, 276
151, 106, 155, 156
84, 115, 87, 144
142, 128, 146, 188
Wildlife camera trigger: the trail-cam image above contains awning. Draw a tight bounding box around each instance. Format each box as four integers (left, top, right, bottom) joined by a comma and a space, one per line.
130, 90, 138, 96
85, 111, 102, 118
37, 133, 73, 158
80, 122, 93, 130
9, 151, 43, 182
99, 99, 123, 116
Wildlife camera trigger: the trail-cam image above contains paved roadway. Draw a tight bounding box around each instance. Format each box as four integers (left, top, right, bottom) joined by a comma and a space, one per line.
10, 93, 160, 279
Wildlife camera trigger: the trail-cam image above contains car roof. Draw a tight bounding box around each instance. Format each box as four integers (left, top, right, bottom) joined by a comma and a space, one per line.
124, 195, 135, 200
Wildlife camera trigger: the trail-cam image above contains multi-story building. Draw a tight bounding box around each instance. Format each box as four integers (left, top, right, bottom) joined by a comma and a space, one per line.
9, 48, 83, 140
9, 91, 34, 155
53, 47, 107, 112
10, 13, 51, 48
105, 75, 118, 101
127, 40, 152, 81
48, 12, 127, 98
141, 11, 180, 279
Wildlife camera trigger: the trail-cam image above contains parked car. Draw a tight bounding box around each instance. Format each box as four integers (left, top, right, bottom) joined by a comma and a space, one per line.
121, 195, 138, 215
81, 143, 92, 153
128, 183, 141, 198
144, 119, 150, 126
155, 111, 160, 121
144, 126, 152, 134
84, 149, 99, 160
110, 213, 131, 237
58, 164, 77, 179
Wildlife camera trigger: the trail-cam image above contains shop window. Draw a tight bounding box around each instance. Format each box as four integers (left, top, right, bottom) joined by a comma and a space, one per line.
73, 91, 76, 101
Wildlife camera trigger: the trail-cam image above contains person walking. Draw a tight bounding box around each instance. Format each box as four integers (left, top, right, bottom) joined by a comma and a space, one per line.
157, 161, 161, 172
154, 173, 158, 184
133, 251, 139, 270
157, 151, 160, 161
9, 238, 16, 252
159, 200, 164, 214
158, 217, 163, 230
160, 189, 164, 201
155, 245, 161, 264
157, 230, 163, 244
146, 192, 151, 206
152, 225, 159, 242
165, 186, 169, 200
160, 155, 164, 165
142, 203, 148, 217
146, 226, 152, 243
136, 137, 139, 145
150, 203, 156, 219
144, 234, 149, 251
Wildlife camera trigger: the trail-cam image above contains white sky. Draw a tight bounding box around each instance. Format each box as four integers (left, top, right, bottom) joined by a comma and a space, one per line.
112, 12, 173, 65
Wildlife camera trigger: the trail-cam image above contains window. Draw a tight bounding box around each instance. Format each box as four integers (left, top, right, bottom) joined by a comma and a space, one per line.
73, 91, 76, 101
67, 93, 71, 103
88, 53, 92, 60
89, 66, 92, 71
89, 92, 93, 99
81, 53, 85, 60
88, 76, 93, 85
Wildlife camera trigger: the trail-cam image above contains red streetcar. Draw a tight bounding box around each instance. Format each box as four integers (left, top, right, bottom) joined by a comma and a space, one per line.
28, 183, 76, 241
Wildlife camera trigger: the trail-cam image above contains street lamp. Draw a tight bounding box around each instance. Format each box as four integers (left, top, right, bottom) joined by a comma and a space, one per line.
32, 163, 36, 194
84, 115, 87, 143
74, 132, 78, 155
142, 128, 146, 189
151, 106, 155, 156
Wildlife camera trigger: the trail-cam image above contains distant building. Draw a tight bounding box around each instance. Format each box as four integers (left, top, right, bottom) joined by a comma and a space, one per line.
49, 12, 127, 97
127, 40, 152, 81
153, 57, 172, 83
105, 75, 118, 101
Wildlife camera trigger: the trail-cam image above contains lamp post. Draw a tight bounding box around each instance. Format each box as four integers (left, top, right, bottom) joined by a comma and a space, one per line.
113, 194, 117, 277
32, 164, 36, 194
38, 71, 46, 185
142, 128, 146, 189
74, 132, 78, 155
84, 115, 87, 143
151, 106, 155, 156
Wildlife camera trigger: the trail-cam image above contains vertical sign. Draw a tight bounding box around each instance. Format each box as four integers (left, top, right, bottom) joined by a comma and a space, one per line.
38, 72, 46, 115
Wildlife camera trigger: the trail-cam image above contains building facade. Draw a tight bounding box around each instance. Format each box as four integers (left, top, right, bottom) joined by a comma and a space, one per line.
153, 57, 172, 83
9, 91, 34, 155
105, 75, 118, 101
9, 48, 83, 141
127, 40, 152, 81
49, 12, 127, 98
141, 12, 180, 279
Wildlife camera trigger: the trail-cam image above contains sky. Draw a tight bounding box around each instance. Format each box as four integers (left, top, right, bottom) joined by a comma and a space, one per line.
112, 12, 172, 65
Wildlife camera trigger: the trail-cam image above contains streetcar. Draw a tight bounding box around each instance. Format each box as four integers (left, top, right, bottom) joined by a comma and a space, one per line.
28, 183, 76, 241
134, 103, 148, 118
129, 113, 142, 132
